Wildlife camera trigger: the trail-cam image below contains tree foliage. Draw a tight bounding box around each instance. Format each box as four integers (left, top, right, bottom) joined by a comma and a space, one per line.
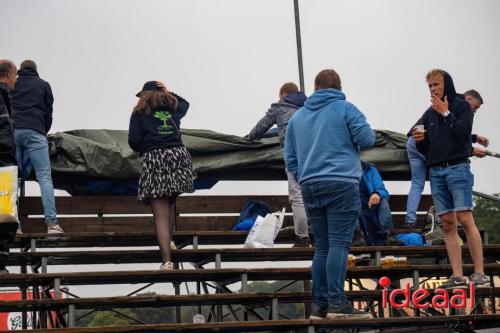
473, 194, 500, 244
76, 281, 307, 327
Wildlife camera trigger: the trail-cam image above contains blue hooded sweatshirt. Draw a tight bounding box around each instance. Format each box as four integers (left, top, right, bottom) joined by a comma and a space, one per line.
284, 88, 375, 184
360, 161, 389, 208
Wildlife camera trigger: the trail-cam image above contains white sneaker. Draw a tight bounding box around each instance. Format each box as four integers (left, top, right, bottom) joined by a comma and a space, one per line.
160, 262, 173, 270
170, 241, 176, 249
47, 224, 64, 234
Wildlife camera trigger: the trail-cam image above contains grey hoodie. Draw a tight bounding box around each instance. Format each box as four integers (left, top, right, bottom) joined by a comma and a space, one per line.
248, 91, 307, 147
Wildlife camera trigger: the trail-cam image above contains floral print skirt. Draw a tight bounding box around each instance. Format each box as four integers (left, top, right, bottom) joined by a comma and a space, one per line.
137, 146, 196, 205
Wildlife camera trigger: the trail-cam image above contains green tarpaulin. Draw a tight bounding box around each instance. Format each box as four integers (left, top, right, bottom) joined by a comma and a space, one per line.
47, 129, 410, 193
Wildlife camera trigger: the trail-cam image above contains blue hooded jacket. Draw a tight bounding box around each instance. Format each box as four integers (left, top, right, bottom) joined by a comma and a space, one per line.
284, 88, 375, 184
360, 161, 389, 207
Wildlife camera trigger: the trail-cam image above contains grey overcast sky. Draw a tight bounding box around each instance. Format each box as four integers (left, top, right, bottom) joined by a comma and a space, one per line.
2, 0, 500, 196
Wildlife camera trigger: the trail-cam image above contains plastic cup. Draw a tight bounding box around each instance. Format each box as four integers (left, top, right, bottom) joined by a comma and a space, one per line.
414, 125, 425, 134
193, 314, 205, 324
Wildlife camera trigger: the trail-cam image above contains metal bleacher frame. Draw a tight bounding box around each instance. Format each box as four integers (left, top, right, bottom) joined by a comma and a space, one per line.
0, 194, 498, 332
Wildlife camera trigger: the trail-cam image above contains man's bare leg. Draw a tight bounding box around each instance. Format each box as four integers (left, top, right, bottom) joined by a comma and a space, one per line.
440, 211, 463, 277
457, 210, 484, 274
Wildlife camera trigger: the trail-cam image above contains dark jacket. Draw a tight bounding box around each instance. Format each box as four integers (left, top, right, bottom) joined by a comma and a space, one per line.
11, 68, 54, 134
0, 83, 16, 166
128, 93, 189, 155
248, 91, 307, 147
416, 72, 473, 166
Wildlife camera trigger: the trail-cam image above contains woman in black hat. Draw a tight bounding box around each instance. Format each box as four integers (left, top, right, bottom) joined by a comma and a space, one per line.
128, 81, 195, 270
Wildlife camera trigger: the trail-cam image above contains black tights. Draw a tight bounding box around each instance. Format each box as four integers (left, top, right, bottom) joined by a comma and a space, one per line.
150, 198, 176, 264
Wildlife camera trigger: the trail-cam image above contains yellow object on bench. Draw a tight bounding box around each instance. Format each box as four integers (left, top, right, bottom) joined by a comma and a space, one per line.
0, 166, 18, 223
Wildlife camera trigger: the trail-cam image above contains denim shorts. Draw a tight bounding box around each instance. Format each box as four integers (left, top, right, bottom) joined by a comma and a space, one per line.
429, 162, 473, 215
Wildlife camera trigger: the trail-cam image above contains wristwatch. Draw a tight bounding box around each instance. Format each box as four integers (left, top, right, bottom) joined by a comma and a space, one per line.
442, 110, 450, 117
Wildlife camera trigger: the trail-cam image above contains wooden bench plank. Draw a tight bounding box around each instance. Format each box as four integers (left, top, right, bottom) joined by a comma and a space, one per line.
18, 214, 433, 233
19, 195, 433, 215
6, 245, 500, 267
1, 288, 498, 312
0, 264, 498, 288
11, 315, 500, 333
19, 215, 432, 233
12, 228, 489, 249
18, 194, 436, 233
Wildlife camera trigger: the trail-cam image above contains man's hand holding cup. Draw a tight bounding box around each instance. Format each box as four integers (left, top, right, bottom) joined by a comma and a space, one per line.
412, 124, 426, 143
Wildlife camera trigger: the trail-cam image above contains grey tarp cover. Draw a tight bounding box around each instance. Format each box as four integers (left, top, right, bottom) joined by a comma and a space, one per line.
47, 129, 410, 192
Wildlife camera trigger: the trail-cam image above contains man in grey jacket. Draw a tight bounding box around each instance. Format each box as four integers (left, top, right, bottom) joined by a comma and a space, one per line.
245, 82, 310, 247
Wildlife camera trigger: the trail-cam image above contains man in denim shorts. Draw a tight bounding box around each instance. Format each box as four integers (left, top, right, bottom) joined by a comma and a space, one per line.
405, 89, 488, 229
413, 69, 489, 288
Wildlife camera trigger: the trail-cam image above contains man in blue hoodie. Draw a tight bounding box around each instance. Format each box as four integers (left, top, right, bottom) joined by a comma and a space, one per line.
246, 82, 310, 247
284, 69, 375, 319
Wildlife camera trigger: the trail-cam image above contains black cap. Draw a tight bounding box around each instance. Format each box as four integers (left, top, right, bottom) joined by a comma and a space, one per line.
136, 81, 161, 97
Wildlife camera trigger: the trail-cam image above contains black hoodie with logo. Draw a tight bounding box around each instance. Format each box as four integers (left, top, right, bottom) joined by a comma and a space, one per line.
128, 93, 189, 155
416, 72, 473, 166
11, 68, 54, 134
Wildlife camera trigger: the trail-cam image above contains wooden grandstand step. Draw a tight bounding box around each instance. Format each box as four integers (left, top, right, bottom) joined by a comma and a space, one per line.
7, 245, 500, 267
13, 228, 488, 249
1, 264, 499, 288
12, 315, 500, 333
19, 195, 433, 215
13, 230, 302, 249
2, 289, 499, 313
18, 195, 435, 233
18, 215, 431, 233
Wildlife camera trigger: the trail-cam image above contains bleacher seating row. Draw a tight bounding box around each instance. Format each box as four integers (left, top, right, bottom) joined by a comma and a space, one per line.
10, 315, 500, 333
0, 194, 497, 332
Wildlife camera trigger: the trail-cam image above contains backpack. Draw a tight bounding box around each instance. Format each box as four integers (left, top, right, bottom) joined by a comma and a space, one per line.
233, 200, 272, 231
423, 206, 445, 245
396, 233, 426, 246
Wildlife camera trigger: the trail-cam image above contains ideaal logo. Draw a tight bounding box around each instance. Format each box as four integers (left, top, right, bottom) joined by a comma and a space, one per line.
379, 276, 475, 309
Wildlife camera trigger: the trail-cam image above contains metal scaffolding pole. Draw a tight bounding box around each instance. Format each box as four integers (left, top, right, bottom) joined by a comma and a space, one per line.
293, 0, 305, 92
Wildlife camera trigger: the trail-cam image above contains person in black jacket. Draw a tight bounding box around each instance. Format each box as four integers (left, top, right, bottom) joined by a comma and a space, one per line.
128, 81, 196, 270
0, 60, 17, 167
0, 59, 19, 274
413, 69, 489, 288
11, 60, 63, 234
405, 89, 488, 229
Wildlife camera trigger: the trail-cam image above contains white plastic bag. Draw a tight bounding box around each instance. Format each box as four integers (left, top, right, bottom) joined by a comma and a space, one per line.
244, 208, 285, 248
0, 166, 19, 223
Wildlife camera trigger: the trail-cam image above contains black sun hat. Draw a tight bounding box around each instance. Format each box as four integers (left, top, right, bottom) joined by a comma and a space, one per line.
136, 81, 161, 97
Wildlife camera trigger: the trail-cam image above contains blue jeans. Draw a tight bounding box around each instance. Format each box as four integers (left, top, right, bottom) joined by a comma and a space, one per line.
301, 180, 360, 309
429, 163, 473, 215
406, 137, 426, 224
377, 197, 393, 233
359, 208, 386, 245
15, 129, 57, 224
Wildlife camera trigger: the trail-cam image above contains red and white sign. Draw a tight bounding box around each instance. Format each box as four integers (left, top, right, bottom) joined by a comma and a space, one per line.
379, 276, 475, 310
0, 291, 62, 330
